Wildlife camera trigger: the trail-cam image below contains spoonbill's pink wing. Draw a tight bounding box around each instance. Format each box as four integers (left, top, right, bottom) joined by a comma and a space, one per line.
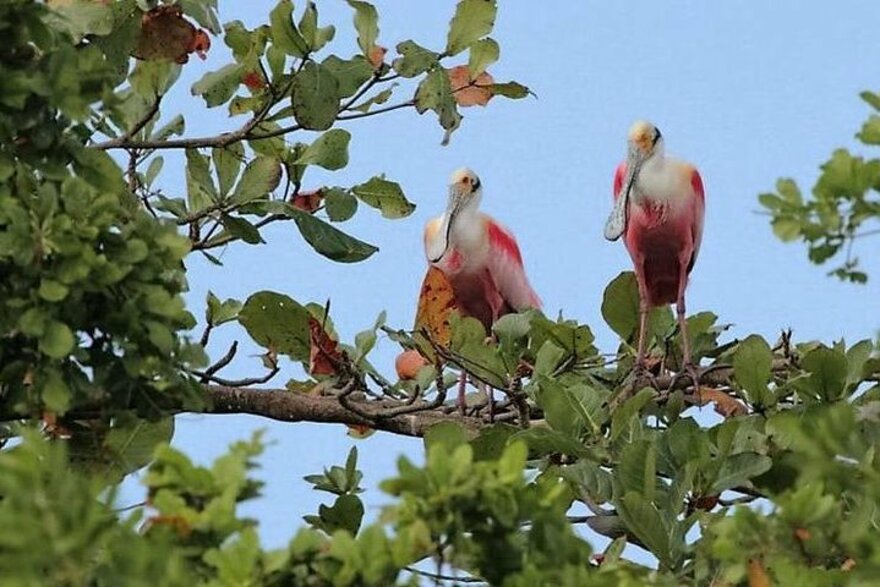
485, 217, 541, 311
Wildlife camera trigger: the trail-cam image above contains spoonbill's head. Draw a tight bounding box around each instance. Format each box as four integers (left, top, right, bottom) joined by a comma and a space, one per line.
427, 167, 484, 263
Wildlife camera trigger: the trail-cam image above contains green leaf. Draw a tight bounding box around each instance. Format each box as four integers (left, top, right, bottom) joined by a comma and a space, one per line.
144, 156, 164, 187
351, 176, 415, 218
296, 129, 350, 170
511, 427, 590, 458
38, 280, 69, 302
616, 439, 656, 498
392, 40, 438, 78
322, 55, 374, 98
270, 0, 309, 58
221, 215, 264, 244
346, 0, 379, 55
424, 422, 467, 452
310, 494, 364, 535
40, 371, 71, 413
468, 37, 499, 79
771, 217, 801, 241
446, 0, 497, 55
801, 345, 849, 401
601, 271, 641, 341
486, 81, 531, 100
707, 452, 772, 494
191, 63, 244, 108
212, 143, 244, 198
291, 61, 340, 131
860, 90, 880, 111
231, 156, 281, 204
617, 492, 673, 569
46, 0, 113, 42
40, 321, 75, 359
415, 67, 461, 134
287, 207, 378, 263
611, 388, 654, 441
206, 292, 243, 326
238, 291, 311, 360
299, 1, 335, 53
857, 115, 880, 145
733, 335, 773, 406
105, 415, 175, 478
324, 188, 358, 222
186, 148, 217, 211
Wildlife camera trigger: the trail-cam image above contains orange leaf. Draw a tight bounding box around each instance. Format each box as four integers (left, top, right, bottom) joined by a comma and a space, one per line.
291, 189, 323, 213
133, 5, 211, 64
309, 317, 344, 376
747, 558, 771, 587
446, 65, 494, 107
697, 387, 748, 418
793, 527, 811, 541
368, 45, 387, 69
346, 424, 375, 438
395, 349, 428, 380
414, 266, 457, 347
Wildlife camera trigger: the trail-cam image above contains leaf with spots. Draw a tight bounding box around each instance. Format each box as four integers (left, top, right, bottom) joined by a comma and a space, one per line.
414, 266, 458, 349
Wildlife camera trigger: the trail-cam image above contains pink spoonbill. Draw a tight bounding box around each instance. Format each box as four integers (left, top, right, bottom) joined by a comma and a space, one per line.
605, 121, 706, 385
424, 167, 541, 414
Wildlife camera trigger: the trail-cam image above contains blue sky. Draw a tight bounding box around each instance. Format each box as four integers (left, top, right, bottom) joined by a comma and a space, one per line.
119, 0, 880, 559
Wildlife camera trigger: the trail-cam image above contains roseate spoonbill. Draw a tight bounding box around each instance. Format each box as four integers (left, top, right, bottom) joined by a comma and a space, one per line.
604, 121, 705, 386
424, 167, 541, 414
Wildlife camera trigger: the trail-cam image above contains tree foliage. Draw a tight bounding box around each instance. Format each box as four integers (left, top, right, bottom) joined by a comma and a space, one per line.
0, 1, 879, 585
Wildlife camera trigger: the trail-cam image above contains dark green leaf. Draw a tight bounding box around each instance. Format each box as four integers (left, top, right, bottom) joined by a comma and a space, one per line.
324, 188, 358, 222
291, 62, 340, 130
221, 215, 264, 244
270, 0, 309, 58
231, 156, 281, 204
392, 40, 438, 78
191, 63, 243, 108
212, 143, 244, 199
733, 335, 773, 406
296, 129, 350, 170
287, 207, 378, 263
446, 0, 497, 55
351, 176, 415, 218
322, 55, 374, 98
707, 452, 772, 494
238, 291, 311, 360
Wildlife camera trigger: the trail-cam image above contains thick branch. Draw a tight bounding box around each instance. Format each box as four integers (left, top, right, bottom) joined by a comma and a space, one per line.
203, 385, 482, 438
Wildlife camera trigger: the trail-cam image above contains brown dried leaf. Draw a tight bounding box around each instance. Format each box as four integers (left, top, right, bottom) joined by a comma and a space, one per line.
308, 316, 344, 376
414, 266, 457, 347
697, 387, 748, 418
242, 71, 266, 91
446, 65, 494, 107
133, 5, 211, 64
747, 558, 771, 587
146, 514, 192, 538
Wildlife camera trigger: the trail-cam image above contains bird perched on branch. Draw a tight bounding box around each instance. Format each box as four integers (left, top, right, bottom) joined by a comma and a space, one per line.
605, 121, 706, 386
424, 167, 541, 414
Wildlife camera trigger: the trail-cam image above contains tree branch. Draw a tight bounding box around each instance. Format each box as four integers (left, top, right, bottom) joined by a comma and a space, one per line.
202, 384, 483, 438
